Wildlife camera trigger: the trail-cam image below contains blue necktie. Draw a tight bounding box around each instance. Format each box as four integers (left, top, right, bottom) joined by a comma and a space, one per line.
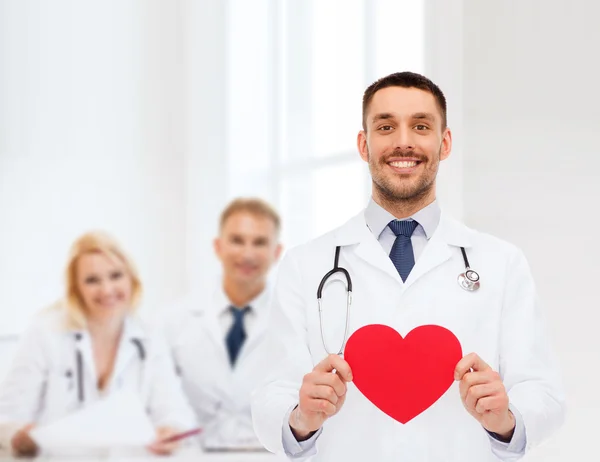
388, 219, 419, 282
226, 306, 250, 366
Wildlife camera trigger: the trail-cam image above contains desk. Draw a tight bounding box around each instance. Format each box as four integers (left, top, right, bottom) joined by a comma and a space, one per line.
0, 447, 289, 462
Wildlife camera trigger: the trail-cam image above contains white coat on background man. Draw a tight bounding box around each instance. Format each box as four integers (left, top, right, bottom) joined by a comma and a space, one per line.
165, 198, 282, 449
251, 72, 565, 462
165, 284, 274, 448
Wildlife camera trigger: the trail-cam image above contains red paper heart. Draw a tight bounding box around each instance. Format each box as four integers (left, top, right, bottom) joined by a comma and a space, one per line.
344, 324, 462, 424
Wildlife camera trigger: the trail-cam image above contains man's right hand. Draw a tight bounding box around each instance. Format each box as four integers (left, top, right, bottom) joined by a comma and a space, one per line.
289, 354, 353, 441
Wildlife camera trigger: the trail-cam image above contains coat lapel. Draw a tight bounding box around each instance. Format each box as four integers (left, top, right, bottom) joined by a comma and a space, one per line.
399, 213, 476, 289
188, 291, 230, 363
402, 233, 451, 289
333, 210, 476, 289
334, 211, 404, 285
236, 288, 271, 361
110, 317, 147, 385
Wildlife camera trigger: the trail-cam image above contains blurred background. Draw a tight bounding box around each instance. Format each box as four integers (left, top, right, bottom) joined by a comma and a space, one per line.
0, 0, 598, 460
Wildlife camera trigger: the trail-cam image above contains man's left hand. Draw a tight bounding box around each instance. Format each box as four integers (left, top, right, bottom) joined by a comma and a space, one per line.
454, 352, 515, 440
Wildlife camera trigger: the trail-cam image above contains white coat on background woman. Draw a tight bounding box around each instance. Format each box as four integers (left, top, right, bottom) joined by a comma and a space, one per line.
0, 231, 197, 457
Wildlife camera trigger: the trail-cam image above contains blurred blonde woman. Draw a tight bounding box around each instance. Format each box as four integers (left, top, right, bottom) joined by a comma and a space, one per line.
0, 231, 196, 457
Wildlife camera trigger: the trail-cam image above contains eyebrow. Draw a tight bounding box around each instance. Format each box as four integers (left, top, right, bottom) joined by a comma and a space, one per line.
371, 113, 395, 124
412, 112, 436, 122
370, 112, 437, 125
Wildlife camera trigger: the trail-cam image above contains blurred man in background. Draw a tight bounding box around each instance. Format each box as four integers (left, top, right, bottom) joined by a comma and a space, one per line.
164, 198, 282, 450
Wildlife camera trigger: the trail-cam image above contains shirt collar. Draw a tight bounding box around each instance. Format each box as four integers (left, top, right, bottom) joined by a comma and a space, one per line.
217, 283, 270, 317
65, 312, 147, 341
364, 197, 441, 240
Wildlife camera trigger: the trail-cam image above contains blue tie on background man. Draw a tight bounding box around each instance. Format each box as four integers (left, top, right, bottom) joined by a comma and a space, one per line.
226, 306, 250, 366
388, 219, 419, 282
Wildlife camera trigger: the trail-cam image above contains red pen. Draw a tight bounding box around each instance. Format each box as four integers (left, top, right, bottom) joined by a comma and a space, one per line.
159, 428, 203, 444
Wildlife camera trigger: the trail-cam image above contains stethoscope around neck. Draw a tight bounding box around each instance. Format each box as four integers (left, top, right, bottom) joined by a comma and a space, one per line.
316, 246, 353, 356
316, 244, 480, 356
69, 333, 146, 404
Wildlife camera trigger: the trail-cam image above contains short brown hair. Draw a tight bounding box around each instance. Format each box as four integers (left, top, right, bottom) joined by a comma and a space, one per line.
219, 198, 281, 235
362, 71, 447, 131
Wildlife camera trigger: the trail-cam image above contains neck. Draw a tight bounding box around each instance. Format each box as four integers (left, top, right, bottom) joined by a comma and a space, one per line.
223, 277, 265, 308
86, 313, 125, 342
372, 185, 436, 219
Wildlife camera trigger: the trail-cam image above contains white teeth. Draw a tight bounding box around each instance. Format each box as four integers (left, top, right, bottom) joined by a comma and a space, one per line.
390, 161, 417, 168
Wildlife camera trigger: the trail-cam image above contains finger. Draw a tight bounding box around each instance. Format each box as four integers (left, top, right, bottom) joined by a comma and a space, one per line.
474, 395, 507, 414
149, 441, 177, 455
308, 385, 339, 405
12, 434, 37, 456
454, 353, 491, 380
148, 444, 169, 456
309, 372, 347, 397
161, 441, 178, 452
459, 371, 500, 402
155, 426, 178, 442
306, 398, 337, 416
314, 354, 353, 382
464, 383, 503, 410
11, 432, 29, 450
460, 370, 498, 390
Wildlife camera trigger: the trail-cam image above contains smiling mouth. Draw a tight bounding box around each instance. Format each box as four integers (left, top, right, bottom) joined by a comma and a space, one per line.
389, 160, 420, 168
96, 299, 120, 309
386, 158, 424, 173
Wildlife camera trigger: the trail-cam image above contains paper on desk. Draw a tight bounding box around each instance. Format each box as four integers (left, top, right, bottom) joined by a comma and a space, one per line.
30, 390, 155, 449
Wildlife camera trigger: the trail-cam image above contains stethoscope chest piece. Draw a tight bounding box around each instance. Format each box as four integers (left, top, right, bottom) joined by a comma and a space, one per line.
458, 269, 480, 291
458, 247, 480, 292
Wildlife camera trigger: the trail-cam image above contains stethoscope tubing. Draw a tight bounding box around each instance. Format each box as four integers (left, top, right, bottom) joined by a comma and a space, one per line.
318, 245, 480, 355
73, 336, 146, 404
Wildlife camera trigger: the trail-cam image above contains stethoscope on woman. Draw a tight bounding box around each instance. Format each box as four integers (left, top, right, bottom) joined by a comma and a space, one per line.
68, 333, 146, 403
317, 245, 480, 355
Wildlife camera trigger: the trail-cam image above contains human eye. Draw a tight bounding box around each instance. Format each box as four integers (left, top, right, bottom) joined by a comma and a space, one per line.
110, 271, 124, 280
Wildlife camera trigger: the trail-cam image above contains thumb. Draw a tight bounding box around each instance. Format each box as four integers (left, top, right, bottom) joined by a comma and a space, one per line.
156, 427, 170, 439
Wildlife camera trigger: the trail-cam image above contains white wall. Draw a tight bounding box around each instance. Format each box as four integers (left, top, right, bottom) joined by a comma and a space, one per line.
461, 1, 600, 460
180, 0, 229, 296
1, 1, 594, 457
0, 0, 188, 335
425, 0, 464, 221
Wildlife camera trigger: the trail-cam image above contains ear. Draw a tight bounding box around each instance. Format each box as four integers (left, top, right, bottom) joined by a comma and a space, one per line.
213, 237, 222, 260
440, 127, 452, 161
357, 130, 369, 163
274, 243, 283, 262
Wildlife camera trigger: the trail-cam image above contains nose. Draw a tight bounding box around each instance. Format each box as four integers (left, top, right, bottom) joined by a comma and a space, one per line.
392, 125, 416, 152
241, 244, 256, 261
98, 279, 113, 297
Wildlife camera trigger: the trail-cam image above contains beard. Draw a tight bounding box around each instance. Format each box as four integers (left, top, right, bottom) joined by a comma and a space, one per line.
368, 147, 440, 203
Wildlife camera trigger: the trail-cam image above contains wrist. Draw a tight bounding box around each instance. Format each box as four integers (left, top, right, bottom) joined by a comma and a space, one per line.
288, 407, 316, 441
489, 410, 516, 442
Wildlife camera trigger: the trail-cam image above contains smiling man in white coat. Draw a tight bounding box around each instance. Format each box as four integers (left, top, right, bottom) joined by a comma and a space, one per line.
165, 198, 282, 450
250, 72, 565, 461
